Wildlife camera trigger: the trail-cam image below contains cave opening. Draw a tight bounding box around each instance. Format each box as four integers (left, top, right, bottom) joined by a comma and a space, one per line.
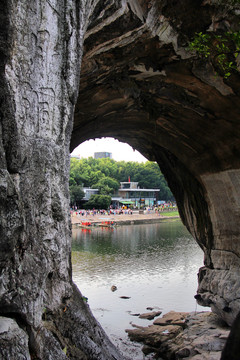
69, 136, 206, 358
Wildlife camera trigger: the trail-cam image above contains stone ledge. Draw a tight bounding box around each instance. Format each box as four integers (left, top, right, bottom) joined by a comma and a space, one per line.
126, 311, 230, 359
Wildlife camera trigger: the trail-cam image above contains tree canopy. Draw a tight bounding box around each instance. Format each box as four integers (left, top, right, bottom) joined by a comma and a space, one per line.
70, 157, 174, 202
92, 176, 120, 195
84, 194, 112, 209
69, 184, 85, 206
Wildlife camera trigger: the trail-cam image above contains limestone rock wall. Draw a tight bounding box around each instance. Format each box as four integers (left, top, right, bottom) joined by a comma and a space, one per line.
0, 0, 123, 358
0, 0, 79, 322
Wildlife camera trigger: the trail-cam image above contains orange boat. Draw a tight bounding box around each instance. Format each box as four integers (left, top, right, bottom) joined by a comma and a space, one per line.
100, 221, 115, 228
79, 221, 92, 228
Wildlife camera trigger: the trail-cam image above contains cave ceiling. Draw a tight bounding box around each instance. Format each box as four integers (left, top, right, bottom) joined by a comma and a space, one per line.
71, 0, 240, 178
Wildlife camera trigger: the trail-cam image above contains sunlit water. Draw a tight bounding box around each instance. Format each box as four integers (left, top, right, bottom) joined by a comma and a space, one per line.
72, 219, 207, 358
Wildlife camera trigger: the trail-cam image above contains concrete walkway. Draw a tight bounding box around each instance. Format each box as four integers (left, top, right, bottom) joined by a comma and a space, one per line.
71, 210, 179, 226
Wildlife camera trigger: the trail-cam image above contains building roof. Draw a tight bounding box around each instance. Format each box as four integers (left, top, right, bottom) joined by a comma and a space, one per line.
118, 188, 160, 192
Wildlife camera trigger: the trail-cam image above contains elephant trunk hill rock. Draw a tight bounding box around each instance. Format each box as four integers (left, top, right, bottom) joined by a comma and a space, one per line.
0, 0, 240, 358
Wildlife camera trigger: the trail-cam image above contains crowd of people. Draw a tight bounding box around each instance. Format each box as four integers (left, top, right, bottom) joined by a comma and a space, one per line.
70, 208, 133, 217
70, 202, 177, 217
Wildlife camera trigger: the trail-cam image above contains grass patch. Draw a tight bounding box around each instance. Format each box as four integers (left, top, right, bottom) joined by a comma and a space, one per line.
161, 211, 179, 217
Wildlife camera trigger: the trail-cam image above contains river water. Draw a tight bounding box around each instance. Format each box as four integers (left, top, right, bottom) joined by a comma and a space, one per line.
72, 219, 207, 358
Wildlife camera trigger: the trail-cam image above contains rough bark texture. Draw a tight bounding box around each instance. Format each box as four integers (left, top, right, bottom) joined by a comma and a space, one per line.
0, 0, 240, 358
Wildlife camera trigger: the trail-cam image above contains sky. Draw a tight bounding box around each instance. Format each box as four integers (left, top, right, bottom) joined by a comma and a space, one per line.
71, 137, 148, 163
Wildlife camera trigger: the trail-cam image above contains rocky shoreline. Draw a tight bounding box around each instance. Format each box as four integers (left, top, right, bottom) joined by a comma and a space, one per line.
125, 310, 230, 359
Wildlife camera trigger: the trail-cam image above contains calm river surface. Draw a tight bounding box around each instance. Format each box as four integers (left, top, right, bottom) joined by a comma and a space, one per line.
72, 219, 207, 358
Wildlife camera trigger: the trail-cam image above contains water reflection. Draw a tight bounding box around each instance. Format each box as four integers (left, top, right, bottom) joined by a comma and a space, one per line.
72, 220, 206, 354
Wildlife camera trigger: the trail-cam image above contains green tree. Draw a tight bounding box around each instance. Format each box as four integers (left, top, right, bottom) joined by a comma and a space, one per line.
70, 185, 85, 206
70, 158, 91, 186
69, 157, 174, 201
69, 175, 77, 186
188, 30, 240, 79
84, 194, 111, 209
92, 176, 119, 195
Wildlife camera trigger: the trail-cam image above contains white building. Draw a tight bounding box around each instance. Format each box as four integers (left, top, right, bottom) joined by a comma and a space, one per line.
112, 182, 160, 208
82, 187, 98, 201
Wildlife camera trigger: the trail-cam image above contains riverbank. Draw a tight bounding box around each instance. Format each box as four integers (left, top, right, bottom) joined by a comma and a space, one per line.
72, 213, 228, 359
71, 210, 179, 226
125, 310, 230, 359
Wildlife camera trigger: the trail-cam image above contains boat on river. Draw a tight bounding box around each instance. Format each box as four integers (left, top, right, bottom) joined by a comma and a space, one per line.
78, 221, 92, 228
99, 221, 116, 228
78, 220, 116, 229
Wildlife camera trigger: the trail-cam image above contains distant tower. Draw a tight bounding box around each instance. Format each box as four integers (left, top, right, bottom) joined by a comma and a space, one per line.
94, 152, 112, 159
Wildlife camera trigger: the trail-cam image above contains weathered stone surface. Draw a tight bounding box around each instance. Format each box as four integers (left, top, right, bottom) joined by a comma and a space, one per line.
139, 311, 162, 320
221, 309, 240, 360
38, 284, 123, 360
126, 323, 183, 346
153, 310, 188, 327
0, 0, 124, 359
1, 0, 240, 358
0, 317, 31, 360
126, 311, 230, 359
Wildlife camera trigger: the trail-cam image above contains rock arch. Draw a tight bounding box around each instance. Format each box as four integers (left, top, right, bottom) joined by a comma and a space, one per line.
0, 0, 240, 358
73, 0, 240, 328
